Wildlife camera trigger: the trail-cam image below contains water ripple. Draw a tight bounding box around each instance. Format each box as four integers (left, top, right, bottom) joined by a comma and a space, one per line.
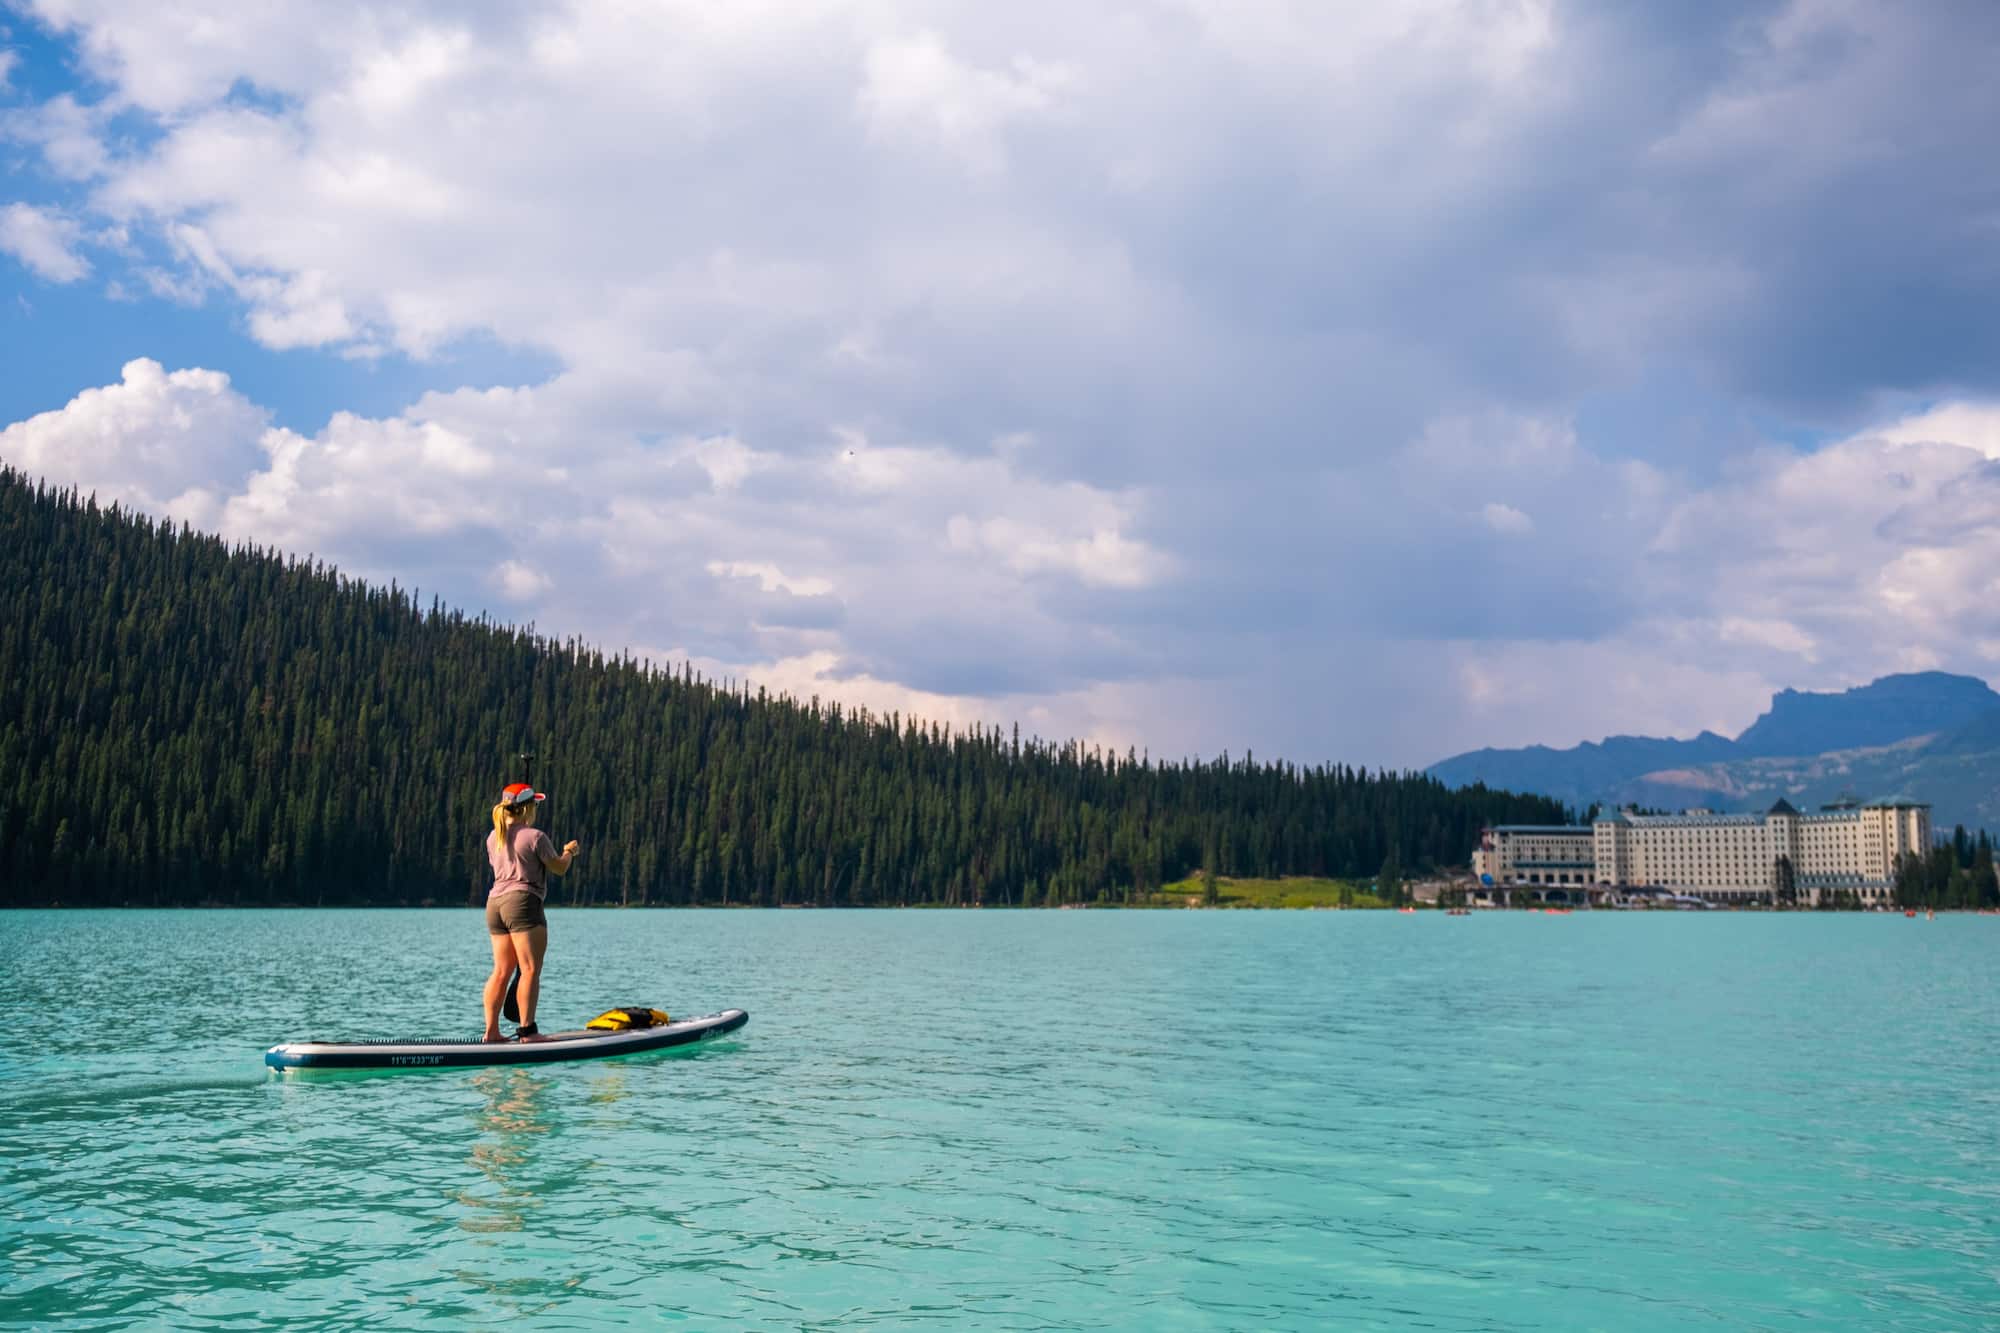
3, 910, 1997, 1329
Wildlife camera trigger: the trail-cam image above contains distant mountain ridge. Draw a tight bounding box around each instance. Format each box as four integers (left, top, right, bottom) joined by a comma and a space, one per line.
1427, 672, 2000, 831
1731, 673, 2000, 756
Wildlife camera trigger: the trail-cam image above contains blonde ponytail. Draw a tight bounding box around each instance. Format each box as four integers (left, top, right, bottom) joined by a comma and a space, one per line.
492, 803, 513, 855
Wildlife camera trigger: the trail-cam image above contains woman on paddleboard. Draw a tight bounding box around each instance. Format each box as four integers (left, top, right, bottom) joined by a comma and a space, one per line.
484, 782, 579, 1041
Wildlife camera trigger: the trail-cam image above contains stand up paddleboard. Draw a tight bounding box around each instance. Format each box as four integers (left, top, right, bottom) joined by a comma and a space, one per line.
265, 1008, 748, 1071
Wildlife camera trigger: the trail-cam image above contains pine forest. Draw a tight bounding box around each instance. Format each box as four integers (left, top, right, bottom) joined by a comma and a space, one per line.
0, 468, 1572, 908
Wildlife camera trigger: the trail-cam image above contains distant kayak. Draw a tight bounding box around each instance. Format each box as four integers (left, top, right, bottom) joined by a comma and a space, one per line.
266, 1008, 748, 1071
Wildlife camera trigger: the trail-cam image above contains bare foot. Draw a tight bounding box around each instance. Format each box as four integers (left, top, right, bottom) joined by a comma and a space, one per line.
481, 1030, 505, 1043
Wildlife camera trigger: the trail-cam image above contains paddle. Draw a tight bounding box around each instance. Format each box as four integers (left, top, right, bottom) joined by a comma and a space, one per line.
500, 750, 534, 1023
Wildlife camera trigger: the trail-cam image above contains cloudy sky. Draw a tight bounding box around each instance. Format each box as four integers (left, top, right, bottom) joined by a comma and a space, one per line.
4, 1, 1999, 770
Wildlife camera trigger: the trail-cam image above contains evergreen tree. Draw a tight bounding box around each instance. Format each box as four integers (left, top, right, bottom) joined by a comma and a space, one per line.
1379, 846, 1403, 907
0, 469, 1576, 907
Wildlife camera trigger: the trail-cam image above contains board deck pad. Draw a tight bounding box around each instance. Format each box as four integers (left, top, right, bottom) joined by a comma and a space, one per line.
265, 1008, 748, 1070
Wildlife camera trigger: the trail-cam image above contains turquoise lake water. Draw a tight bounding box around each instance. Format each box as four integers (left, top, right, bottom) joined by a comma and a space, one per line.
3, 909, 1996, 1330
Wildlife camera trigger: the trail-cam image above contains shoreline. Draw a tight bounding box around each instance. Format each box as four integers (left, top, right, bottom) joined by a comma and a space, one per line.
10, 901, 1995, 913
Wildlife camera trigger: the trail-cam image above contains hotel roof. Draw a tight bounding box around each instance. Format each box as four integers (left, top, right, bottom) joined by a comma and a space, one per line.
1614, 812, 1766, 827
1584, 798, 1930, 828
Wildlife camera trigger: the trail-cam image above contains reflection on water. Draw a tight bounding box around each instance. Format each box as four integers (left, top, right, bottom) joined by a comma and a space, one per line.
457, 1068, 552, 1237
449, 1067, 590, 1319
583, 1065, 631, 1107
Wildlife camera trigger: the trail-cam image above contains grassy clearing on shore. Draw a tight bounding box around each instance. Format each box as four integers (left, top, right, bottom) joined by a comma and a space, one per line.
1148, 875, 1391, 909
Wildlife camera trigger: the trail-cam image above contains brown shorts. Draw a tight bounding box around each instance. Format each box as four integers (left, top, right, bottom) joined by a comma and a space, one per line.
485, 890, 548, 935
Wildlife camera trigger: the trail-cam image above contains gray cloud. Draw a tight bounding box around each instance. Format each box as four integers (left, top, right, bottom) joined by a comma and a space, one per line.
6, 1, 2000, 766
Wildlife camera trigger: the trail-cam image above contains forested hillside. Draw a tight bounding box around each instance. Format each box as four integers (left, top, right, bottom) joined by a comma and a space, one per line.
0, 469, 1568, 907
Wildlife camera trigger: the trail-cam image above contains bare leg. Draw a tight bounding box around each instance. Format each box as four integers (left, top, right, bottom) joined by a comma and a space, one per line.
508, 925, 549, 1036
481, 933, 514, 1041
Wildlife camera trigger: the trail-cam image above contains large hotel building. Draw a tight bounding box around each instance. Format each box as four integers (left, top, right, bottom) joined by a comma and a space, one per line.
1471, 798, 1931, 906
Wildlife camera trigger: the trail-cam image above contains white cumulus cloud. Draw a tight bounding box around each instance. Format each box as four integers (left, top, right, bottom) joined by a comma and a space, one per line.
5, 2, 2000, 765
858, 31, 1073, 174
0, 358, 266, 523
945, 514, 1167, 588
494, 560, 552, 601
15, 351, 2000, 767
706, 561, 836, 598
0, 203, 91, 282
1481, 501, 1534, 535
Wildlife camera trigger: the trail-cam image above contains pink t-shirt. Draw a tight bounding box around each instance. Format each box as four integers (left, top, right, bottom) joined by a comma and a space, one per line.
489, 825, 558, 900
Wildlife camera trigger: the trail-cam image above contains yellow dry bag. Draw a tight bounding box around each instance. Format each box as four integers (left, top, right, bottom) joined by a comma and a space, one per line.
586, 1007, 670, 1031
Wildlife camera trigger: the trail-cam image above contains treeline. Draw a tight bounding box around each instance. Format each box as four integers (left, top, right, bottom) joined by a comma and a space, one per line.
0, 469, 1568, 907
1892, 828, 2000, 910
